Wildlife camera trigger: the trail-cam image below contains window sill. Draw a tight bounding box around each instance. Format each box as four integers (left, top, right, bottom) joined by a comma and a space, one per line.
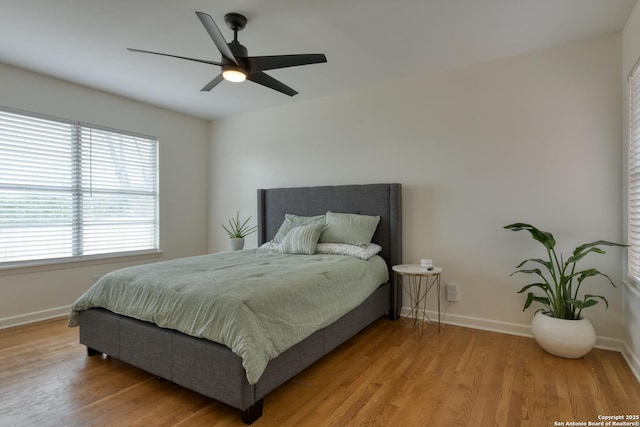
0, 250, 163, 277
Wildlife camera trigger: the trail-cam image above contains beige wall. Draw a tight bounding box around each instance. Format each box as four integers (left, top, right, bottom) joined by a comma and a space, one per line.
210, 34, 625, 346
622, 0, 640, 379
0, 63, 210, 327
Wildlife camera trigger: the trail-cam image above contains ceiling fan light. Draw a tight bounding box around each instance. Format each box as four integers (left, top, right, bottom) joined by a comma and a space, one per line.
222, 68, 247, 83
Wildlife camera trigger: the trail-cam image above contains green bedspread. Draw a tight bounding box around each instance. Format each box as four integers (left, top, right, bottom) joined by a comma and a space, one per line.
69, 249, 388, 384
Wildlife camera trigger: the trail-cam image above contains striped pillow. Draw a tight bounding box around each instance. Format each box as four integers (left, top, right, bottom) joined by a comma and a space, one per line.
272, 214, 325, 243
281, 223, 326, 255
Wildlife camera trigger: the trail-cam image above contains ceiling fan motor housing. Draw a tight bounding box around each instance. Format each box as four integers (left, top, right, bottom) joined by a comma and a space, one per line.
223, 41, 249, 75
226, 41, 248, 63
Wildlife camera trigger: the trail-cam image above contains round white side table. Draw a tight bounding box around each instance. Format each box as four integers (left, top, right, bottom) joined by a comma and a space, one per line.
392, 264, 442, 336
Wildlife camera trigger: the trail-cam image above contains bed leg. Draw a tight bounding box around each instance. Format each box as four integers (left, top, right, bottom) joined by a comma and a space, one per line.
241, 399, 263, 425
389, 276, 402, 320
86, 346, 101, 356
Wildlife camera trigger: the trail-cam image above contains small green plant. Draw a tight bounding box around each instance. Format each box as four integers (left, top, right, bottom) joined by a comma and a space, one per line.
222, 211, 257, 238
504, 222, 628, 320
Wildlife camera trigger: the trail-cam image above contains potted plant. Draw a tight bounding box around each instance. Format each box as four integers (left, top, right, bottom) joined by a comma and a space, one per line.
223, 211, 257, 251
504, 222, 627, 358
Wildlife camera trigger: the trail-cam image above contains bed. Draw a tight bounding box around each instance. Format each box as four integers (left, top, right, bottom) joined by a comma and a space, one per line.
70, 183, 402, 424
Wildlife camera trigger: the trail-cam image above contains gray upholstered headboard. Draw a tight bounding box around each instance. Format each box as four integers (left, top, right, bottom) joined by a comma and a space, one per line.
257, 184, 402, 271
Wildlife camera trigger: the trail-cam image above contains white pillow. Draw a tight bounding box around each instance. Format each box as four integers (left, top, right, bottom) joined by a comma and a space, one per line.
315, 243, 382, 260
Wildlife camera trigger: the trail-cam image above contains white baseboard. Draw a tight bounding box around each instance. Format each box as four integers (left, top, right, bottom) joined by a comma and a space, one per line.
400, 307, 624, 351
0, 305, 70, 329
622, 341, 640, 384
400, 307, 532, 337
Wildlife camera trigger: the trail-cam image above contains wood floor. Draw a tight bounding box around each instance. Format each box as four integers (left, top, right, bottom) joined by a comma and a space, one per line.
1, 317, 639, 427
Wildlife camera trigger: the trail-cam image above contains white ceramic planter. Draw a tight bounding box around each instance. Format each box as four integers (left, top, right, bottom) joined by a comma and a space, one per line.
530, 311, 596, 358
230, 238, 245, 251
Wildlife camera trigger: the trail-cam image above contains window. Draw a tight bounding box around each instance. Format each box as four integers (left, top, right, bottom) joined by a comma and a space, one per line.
0, 107, 159, 266
628, 59, 640, 283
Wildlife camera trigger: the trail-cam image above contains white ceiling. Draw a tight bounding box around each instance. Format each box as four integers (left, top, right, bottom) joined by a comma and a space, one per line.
0, 0, 636, 120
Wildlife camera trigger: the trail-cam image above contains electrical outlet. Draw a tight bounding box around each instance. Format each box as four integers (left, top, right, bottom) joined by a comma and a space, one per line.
447, 283, 458, 302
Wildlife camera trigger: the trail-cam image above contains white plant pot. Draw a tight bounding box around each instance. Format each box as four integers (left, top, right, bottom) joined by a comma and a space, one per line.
230, 238, 245, 251
531, 311, 596, 358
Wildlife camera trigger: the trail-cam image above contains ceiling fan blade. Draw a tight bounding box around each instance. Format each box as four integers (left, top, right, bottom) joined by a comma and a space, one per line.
127, 48, 222, 66
201, 74, 224, 92
248, 72, 298, 97
195, 11, 238, 65
247, 54, 327, 72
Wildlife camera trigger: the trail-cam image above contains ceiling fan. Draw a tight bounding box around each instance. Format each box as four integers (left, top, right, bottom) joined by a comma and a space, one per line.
128, 11, 327, 96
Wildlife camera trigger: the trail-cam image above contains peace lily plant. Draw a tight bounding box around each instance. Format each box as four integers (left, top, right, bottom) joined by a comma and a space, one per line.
504, 222, 629, 358
504, 223, 627, 320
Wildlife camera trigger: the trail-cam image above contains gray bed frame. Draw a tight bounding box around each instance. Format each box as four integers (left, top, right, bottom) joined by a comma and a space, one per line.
78, 183, 402, 424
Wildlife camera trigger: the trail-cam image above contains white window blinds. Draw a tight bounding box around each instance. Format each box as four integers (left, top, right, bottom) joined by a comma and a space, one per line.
628, 60, 640, 282
0, 107, 158, 266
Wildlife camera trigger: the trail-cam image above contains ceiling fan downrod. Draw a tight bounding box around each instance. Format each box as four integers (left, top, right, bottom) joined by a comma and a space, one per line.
224, 12, 247, 42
